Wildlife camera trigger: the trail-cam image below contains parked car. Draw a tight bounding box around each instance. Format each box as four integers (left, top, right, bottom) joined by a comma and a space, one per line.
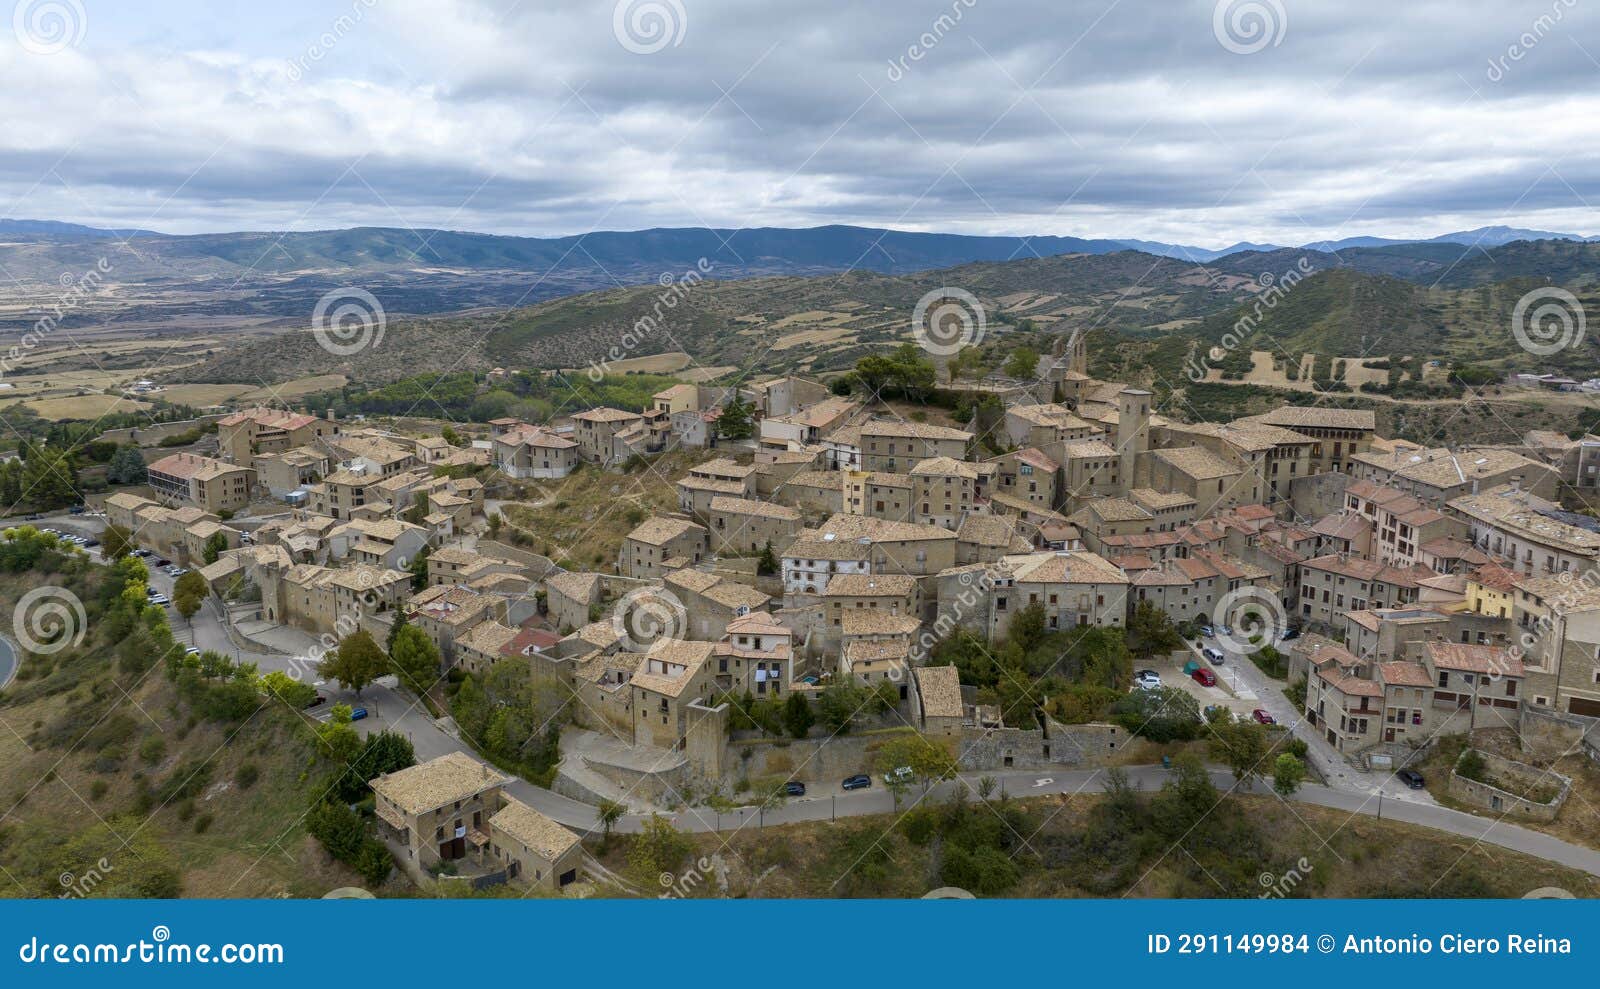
83, 539, 99, 548
305, 694, 327, 709
883, 765, 914, 786
149, 594, 170, 606
184, 646, 200, 657
782, 781, 806, 796
1397, 769, 1425, 789
1197, 623, 1215, 637
1191, 667, 1217, 687
1251, 709, 1276, 725
1215, 624, 1233, 637
155, 558, 171, 568
69, 505, 85, 514
841, 774, 871, 791
1134, 670, 1161, 690
1202, 646, 1225, 664
349, 707, 368, 721
24, 513, 41, 520
1280, 626, 1301, 641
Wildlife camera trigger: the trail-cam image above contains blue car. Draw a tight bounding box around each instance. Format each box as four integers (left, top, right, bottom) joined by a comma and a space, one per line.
350, 707, 368, 721
841, 774, 871, 791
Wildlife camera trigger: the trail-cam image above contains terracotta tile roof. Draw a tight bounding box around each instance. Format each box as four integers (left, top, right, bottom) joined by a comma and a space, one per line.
916, 665, 963, 719
370, 752, 508, 817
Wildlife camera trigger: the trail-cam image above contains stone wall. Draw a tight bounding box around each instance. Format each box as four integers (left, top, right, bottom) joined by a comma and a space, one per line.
1288, 470, 1350, 521
1044, 720, 1155, 767
729, 729, 911, 784
1448, 749, 1570, 822
1518, 705, 1598, 763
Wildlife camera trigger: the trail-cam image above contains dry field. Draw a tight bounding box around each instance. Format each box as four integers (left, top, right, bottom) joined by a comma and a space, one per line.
21, 393, 154, 419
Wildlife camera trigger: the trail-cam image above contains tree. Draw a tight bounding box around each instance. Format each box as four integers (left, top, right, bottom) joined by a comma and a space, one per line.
106, 445, 148, 485
1110, 686, 1201, 743
1003, 346, 1039, 379
597, 799, 625, 853
816, 681, 871, 734
627, 814, 692, 886
1208, 718, 1270, 789
440, 424, 463, 447
319, 628, 387, 696
756, 539, 778, 576
1126, 599, 1182, 657
388, 623, 441, 696
315, 705, 363, 764
717, 396, 755, 439
20, 444, 79, 509
202, 530, 229, 565
0, 458, 21, 508
174, 589, 202, 624
261, 670, 317, 709
174, 569, 208, 602
102, 523, 135, 561
1272, 753, 1307, 797
874, 732, 959, 800
782, 691, 814, 739
407, 544, 432, 592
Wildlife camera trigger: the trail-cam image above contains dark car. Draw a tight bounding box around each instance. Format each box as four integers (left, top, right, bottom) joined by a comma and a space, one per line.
349, 707, 368, 721
841, 774, 871, 791
1251, 709, 1276, 725
305, 694, 327, 709
84, 539, 99, 548
1280, 626, 1301, 641
1397, 769, 1425, 789
155, 558, 171, 568
782, 781, 806, 796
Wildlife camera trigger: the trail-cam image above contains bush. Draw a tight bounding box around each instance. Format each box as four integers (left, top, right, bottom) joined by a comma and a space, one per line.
235, 763, 260, 790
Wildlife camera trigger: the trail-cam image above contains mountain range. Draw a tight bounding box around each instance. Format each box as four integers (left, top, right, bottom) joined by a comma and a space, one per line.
1, 219, 1595, 281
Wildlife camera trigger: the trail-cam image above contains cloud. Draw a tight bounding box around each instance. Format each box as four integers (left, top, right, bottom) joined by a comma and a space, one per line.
1, 0, 1597, 245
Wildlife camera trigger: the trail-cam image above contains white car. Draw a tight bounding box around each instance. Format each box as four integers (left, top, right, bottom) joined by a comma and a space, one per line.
1134, 670, 1162, 690
1203, 647, 1225, 664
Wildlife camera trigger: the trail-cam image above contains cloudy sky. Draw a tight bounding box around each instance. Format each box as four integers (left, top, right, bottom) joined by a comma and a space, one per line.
3, 0, 1598, 247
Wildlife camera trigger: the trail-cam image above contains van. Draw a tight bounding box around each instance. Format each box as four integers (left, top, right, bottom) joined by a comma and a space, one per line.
883, 766, 914, 785
1202, 647, 1225, 664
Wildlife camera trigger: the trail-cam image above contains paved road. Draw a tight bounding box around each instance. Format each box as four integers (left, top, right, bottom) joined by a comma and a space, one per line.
125, 532, 1600, 880
1192, 632, 1437, 805
0, 634, 15, 690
